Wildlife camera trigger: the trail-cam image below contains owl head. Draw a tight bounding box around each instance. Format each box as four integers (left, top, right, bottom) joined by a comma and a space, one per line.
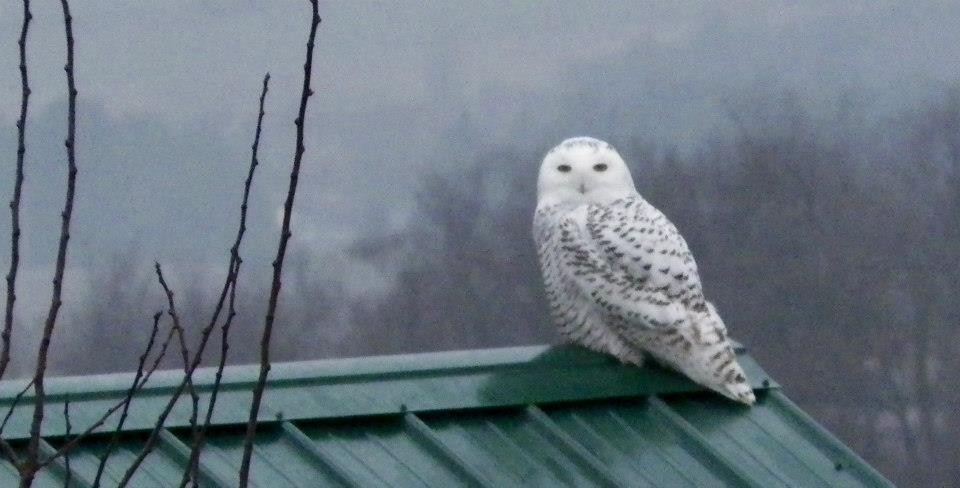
537, 137, 637, 207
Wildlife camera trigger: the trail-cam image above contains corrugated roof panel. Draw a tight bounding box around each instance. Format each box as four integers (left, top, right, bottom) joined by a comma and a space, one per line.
419, 413, 541, 486
541, 401, 723, 487
0, 345, 892, 487
278, 421, 374, 487
316, 417, 455, 487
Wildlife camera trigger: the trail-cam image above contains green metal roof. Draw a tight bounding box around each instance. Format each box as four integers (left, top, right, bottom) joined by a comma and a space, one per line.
0, 344, 892, 487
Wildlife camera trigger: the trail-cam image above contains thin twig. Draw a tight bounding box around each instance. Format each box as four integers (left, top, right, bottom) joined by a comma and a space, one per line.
62, 396, 71, 488
114, 382, 186, 487
0, 379, 32, 466
179, 72, 270, 488
23, 1, 78, 485
0, 378, 34, 436
153, 264, 200, 486
143, 323, 177, 387
113, 261, 247, 485
91, 312, 162, 487
238, 2, 320, 485
33, 313, 173, 472
1, 0, 32, 382
112, 266, 202, 486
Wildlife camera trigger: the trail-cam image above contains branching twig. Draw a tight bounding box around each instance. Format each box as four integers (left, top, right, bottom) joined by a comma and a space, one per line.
179, 72, 271, 488
5, 4, 309, 486
3, 2, 311, 486
34, 322, 175, 481
114, 381, 186, 487
113, 265, 206, 486
33, 313, 172, 472
91, 312, 162, 487
1, 0, 32, 382
153, 264, 199, 485
116, 188, 266, 486
23, 1, 78, 485
238, 3, 320, 485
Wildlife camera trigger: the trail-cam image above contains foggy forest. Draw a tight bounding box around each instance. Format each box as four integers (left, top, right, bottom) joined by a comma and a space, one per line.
1, 2, 958, 487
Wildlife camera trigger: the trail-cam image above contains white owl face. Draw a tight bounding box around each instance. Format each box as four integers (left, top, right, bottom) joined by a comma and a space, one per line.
537, 137, 637, 208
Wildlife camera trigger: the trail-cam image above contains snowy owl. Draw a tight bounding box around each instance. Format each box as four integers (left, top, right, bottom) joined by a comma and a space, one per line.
533, 137, 755, 404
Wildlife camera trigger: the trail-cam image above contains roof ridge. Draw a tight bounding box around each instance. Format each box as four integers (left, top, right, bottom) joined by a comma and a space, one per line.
0, 344, 771, 441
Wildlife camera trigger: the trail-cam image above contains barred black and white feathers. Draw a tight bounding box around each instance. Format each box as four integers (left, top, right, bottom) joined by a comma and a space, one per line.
533, 137, 755, 404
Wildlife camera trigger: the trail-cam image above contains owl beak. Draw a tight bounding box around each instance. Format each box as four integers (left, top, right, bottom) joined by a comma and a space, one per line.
577, 182, 586, 194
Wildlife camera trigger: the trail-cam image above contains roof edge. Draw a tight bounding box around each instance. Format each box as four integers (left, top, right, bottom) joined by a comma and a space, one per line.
0, 343, 775, 440
0, 342, 752, 399
0, 344, 593, 398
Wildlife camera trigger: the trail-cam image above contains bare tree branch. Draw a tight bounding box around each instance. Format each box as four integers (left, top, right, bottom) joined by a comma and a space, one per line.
153, 264, 199, 485
36, 317, 178, 483
238, 3, 320, 485
0, 380, 29, 473
112, 266, 203, 486
115, 382, 186, 487
179, 72, 271, 488
91, 311, 162, 487
22, 1, 78, 485
0, 379, 33, 436
61, 396, 71, 488
0, 381, 30, 467
4, 3, 308, 485
1, 0, 32, 382
0, 320, 172, 476
114, 137, 271, 483
33, 312, 172, 472
143, 324, 177, 386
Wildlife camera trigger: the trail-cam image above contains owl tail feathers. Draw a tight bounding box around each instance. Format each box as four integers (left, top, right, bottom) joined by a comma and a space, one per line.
682, 308, 756, 406
679, 356, 756, 406
679, 359, 756, 405
713, 370, 756, 405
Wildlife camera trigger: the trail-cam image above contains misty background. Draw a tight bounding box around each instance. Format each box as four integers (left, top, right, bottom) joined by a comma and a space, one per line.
1, 2, 958, 486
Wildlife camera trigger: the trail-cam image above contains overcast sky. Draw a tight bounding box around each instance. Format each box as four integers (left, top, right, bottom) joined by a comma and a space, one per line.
1, 1, 959, 329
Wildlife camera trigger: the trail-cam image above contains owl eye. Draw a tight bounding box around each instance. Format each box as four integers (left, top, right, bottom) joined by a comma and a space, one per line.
593, 163, 608, 172
557, 164, 572, 173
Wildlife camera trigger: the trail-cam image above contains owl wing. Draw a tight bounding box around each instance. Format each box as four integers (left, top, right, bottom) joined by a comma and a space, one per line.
553, 198, 705, 330
589, 197, 705, 307
548, 197, 755, 404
